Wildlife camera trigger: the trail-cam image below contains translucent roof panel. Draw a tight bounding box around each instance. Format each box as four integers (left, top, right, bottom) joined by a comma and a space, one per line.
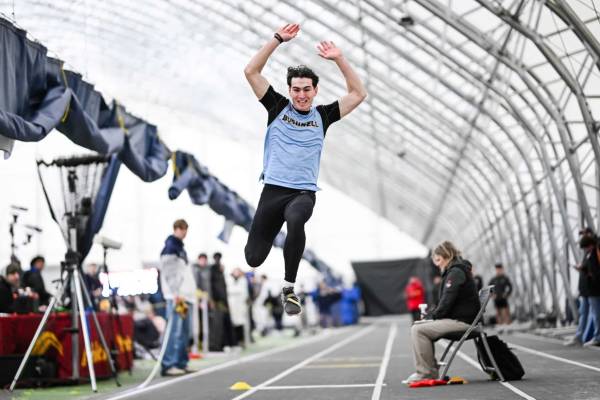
1, 0, 600, 320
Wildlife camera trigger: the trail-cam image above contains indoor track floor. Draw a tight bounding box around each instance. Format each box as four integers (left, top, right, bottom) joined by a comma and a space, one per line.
95, 315, 600, 400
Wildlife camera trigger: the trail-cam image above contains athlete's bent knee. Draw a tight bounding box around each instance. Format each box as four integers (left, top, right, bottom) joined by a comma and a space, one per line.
286, 213, 308, 231
245, 247, 265, 268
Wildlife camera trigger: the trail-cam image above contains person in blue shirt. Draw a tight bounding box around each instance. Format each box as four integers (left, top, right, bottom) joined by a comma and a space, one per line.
22, 255, 50, 308
243, 23, 367, 315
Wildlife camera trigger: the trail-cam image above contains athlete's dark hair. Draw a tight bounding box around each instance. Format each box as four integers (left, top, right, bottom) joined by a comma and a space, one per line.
287, 65, 319, 87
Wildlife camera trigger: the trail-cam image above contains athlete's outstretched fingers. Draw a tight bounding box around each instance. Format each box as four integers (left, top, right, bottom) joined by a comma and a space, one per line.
278, 23, 300, 42
285, 23, 299, 34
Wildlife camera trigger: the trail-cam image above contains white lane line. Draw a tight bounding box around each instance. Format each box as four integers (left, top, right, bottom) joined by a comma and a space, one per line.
506, 342, 600, 373
304, 363, 380, 368
498, 381, 537, 400
105, 327, 351, 400
371, 323, 397, 400
513, 332, 600, 352
259, 383, 386, 390
513, 332, 565, 344
437, 340, 536, 400
230, 325, 376, 400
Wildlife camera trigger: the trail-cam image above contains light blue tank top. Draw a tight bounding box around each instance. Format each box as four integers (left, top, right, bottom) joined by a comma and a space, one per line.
261, 103, 324, 191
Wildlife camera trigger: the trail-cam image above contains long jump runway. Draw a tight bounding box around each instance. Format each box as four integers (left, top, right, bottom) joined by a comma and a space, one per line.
100, 316, 600, 400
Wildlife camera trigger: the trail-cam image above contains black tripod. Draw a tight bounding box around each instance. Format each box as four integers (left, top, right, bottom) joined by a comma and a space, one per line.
10, 168, 120, 392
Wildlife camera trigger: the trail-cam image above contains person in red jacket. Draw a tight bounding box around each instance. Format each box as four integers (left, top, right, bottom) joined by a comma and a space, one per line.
405, 277, 425, 322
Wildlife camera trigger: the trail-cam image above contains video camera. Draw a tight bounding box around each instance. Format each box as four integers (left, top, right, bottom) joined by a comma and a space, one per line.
94, 235, 122, 250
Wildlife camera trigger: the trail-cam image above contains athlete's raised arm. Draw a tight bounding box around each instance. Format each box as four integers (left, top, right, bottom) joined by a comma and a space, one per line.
244, 24, 300, 99
317, 41, 367, 118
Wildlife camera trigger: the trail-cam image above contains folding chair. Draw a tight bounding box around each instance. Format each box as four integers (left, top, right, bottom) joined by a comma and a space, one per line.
437, 285, 506, 381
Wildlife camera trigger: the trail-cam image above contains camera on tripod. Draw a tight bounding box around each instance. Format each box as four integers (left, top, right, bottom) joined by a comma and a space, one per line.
94, 236, 122, 250
11, 154, 123, 392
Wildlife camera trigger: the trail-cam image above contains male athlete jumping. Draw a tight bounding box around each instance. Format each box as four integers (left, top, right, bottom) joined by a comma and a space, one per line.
243, 23, 367, 315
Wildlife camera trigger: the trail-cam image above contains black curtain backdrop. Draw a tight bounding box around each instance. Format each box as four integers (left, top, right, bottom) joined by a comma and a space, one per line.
352, 257, 436, 316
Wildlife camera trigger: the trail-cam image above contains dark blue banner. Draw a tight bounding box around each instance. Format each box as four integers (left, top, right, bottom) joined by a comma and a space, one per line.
0, 17, 169, 181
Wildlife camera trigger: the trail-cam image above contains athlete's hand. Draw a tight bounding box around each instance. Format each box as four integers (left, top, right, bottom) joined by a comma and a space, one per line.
276, 24, 300, 42
317, 41, 343, 61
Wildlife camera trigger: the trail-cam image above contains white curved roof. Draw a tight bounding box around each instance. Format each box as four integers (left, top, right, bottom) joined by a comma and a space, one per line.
2, 0, 599, 318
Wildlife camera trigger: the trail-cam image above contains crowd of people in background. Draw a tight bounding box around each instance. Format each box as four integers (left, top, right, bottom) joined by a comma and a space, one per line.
0, 219, 359, 378
0, 255, 111, 315
5, 217, 599, 383
0, 255, 50, 314
141, 218, 359, 376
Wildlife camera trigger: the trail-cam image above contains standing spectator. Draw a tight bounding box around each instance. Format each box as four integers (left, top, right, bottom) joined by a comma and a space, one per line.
489, 263, 513, 325
209, 252, 234, 350
264, 288, 284, 331
0, 263, 21, 313
565, 229, 600, 346
192, 253, 211, 349
83, 263, 103, 310
227, 267, 250, 347
22, 255, 51, 308
245, 272, 258, 342
472, 268, 483, 293
585, 240, 600, 346
253, 275, 271, 336
404, 277, 425, 322
315, 281, 341, 328
210, 253, 228, 307
193, 253, 212, 300
158, 219, 196, 376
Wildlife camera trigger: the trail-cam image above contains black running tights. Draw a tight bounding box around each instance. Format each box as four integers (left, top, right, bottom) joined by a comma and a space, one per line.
244, 184, 316, 283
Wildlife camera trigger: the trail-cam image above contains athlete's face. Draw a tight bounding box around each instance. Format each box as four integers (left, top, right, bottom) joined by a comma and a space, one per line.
289, 77, 318, 112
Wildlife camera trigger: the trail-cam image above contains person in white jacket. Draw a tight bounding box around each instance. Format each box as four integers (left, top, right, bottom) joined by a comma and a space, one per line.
158, 219, 196, 376
227, 267, 250, 346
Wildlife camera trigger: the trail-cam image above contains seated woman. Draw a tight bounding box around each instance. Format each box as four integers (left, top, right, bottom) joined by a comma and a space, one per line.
403, 241, 480, 384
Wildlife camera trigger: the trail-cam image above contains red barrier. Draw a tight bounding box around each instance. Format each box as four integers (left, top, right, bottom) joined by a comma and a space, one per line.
0, 312, 133, 379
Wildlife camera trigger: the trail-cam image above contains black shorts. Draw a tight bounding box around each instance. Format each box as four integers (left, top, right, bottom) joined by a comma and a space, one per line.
494, 298, 509, 309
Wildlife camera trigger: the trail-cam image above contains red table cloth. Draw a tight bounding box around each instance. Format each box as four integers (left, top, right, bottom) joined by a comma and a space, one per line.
0, 312, 133, 379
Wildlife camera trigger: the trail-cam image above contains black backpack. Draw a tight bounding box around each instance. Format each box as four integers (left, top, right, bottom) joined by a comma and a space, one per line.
475, 335, 525, 381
